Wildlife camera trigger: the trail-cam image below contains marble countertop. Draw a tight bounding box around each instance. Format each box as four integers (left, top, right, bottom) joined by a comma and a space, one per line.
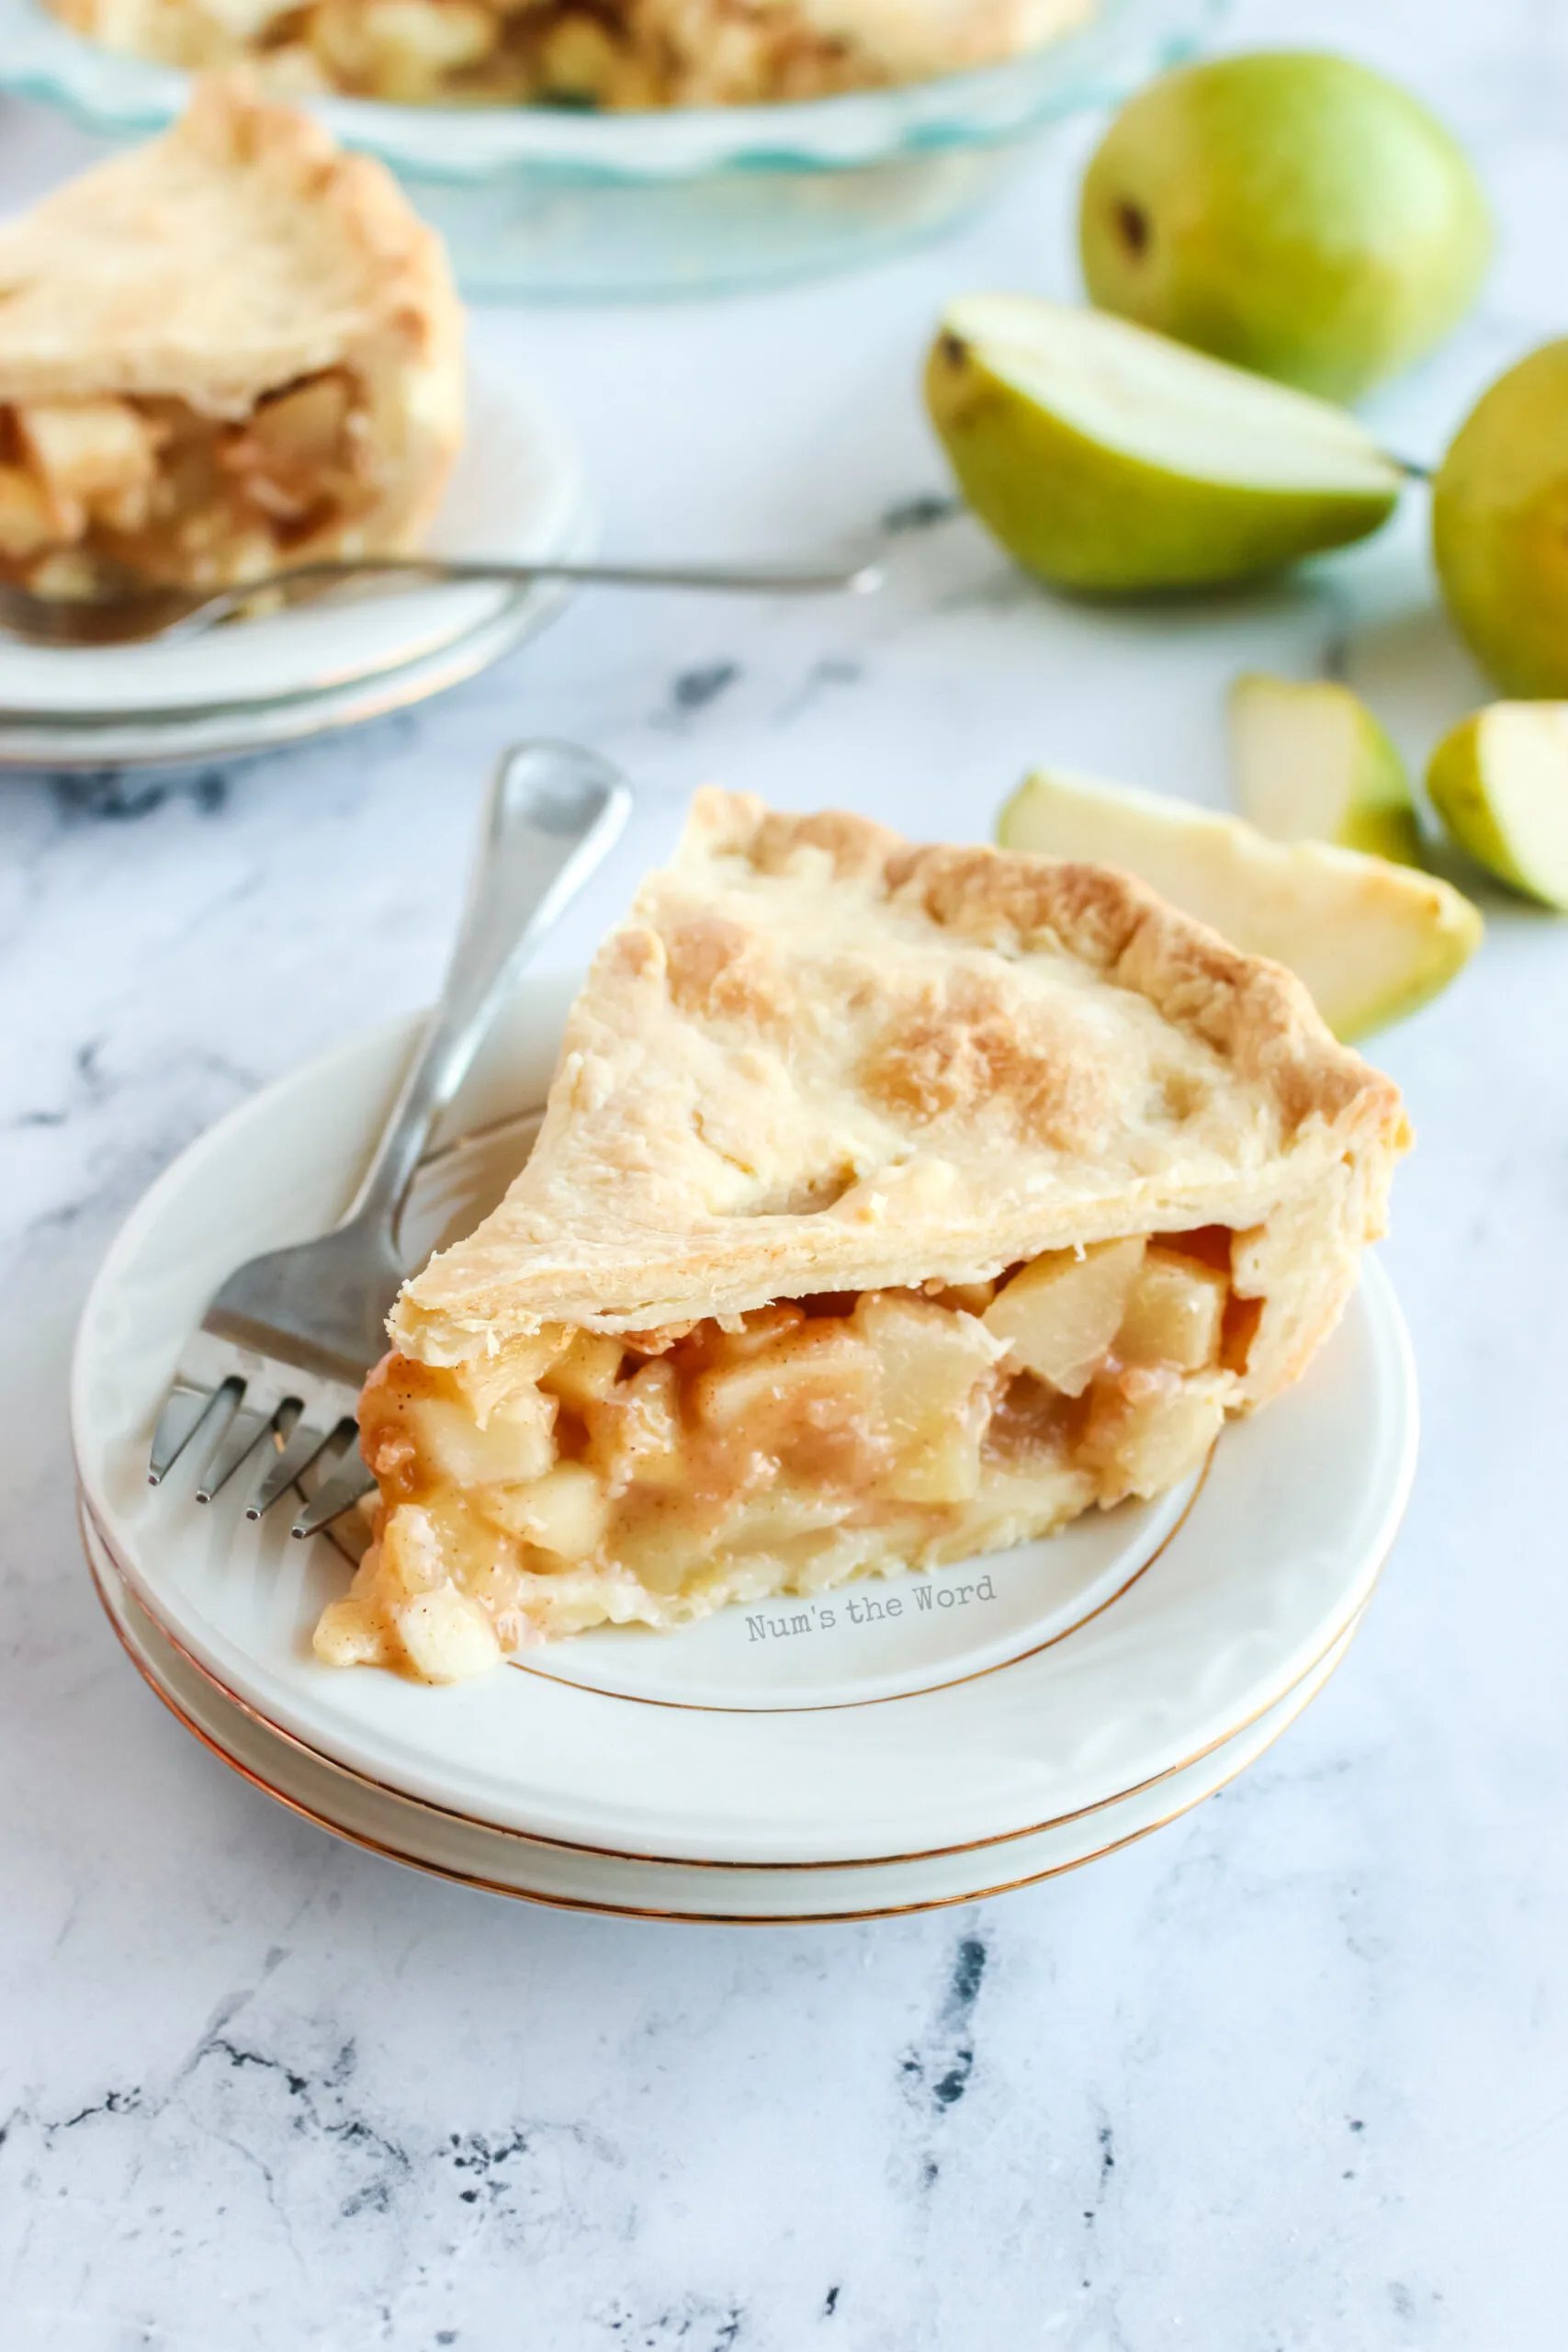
3, 1, 1565, 2343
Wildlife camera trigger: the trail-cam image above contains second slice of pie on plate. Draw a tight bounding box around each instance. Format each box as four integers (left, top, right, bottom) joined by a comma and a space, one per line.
319, 792, 1409, 1682
0, 77, 463, 600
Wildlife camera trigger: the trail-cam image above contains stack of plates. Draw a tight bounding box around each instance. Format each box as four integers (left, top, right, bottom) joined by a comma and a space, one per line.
0, 367, 588, 772
72, 975, 1417, 1922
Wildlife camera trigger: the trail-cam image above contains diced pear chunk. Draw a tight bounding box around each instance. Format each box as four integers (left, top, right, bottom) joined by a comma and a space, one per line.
1085, 1378, 1225, 1499
958, 1458, 1098, 1549
481, 1462, 610, 1562
248, 372, 351, 472
1117, 1247, 1228, 1373
451, 1330, 567, 1425
705, 1305, 807, 1362
536, 10, 622, 96
724, 1487, 855, 1548
311, 1596, 386, 1668
983, 1238, 1145, 1395
0, 464, 56, 559
587, 1359, 687, 1494
311, 0, 495, 96
891, 1421, 986, 1506
694, 1324, 877, 1434
854, 1292, 1004, 1504
393, 1585, 502, 1683
541, 1329, 626, 1413
694, 1323, 887, 1488
378, 1501, 448, 1598
411, 1388, 556, 1488
934, 1280, 998, 1316
17, 397, 157, 508
613, 1503, 703, 1599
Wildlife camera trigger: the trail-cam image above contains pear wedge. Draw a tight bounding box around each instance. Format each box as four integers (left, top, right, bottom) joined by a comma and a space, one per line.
1431, 341, 1568, 696
998, 768, 1482, 1041
924, 296, 1403, 594
1229, 673, 1424, 866
1427, 704, 1568, 910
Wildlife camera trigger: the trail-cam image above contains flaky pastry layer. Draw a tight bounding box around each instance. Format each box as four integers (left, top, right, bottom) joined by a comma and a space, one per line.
392, 792, 1407, 1385
0, 78, 464, 592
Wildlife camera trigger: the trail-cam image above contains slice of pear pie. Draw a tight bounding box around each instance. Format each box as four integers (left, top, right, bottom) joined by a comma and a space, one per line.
317, 791, 1408, 1683
0, 79, 463, 601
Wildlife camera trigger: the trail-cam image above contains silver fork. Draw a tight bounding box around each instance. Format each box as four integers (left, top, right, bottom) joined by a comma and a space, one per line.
0, 552, 885, 649
147, 739, 631, 1540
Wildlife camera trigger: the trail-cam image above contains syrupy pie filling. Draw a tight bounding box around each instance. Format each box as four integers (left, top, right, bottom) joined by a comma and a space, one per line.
0, 368, 377, 596
317, 1227, 1263, 1682
296, 0, 871, 106
51, 0, 931, 107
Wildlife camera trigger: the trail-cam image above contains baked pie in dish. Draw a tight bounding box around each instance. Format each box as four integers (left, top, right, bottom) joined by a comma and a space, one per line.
315, 792, 1409, 1683
45, 0, 1096, 107
0, 78, 463, 600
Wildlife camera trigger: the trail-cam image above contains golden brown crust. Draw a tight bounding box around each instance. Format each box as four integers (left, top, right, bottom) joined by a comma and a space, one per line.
391, 790, 1407, 1389
729, 794, 1397, 1140
0, 77, 463, 553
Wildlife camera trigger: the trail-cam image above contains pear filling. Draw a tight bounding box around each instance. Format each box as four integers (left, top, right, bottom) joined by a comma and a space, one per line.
0, 368, 378, 597
299, 0, 867, 107
318, 1230, 1252, 1683
66, 0, 879, 108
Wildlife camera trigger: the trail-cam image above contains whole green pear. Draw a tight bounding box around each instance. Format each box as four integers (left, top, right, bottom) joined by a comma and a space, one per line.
1080, 51, 1491, 401
1432, 342, 1568, 697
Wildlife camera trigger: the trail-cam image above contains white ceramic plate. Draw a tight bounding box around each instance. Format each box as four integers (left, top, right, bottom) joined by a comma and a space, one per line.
84, 1513, 1365, 1921
72, 972, 1418, 1871
0, 362, 589, 767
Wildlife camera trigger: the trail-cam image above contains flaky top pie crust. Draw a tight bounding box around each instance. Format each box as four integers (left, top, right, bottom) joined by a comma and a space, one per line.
0, 76, 463, 429
392, 792, 1408, 1366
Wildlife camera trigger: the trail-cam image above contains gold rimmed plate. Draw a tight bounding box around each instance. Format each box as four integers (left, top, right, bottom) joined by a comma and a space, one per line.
71, 971, 1418, 1874
84, 1515, 1370, 1924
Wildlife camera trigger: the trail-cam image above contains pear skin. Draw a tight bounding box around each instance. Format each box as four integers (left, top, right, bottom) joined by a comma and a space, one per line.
998, 768, 1481, 1040
1080, 51, 1490, 401
1432, 342, 1568, 698
1229, 673, 1425, 866
925, 297, 1401, 594
1427, 705, 1568, 910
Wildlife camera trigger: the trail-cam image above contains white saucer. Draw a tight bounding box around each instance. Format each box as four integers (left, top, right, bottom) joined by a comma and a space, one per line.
84, 1515, 1368, 1922
72, 971, 1418, 1877
0, 363, 589, 770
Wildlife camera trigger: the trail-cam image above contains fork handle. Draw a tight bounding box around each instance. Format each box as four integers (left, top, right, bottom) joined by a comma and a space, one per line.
339, 741, 631, 1240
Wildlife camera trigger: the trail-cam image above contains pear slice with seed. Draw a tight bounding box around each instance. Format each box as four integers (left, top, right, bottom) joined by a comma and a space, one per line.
925, 295, 1402, 594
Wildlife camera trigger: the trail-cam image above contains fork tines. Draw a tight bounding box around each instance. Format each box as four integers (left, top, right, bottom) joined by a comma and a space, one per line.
149, 1336, 372, 1540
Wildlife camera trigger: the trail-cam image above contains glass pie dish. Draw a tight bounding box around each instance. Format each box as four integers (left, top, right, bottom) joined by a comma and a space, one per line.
0, 0, 1223, 299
